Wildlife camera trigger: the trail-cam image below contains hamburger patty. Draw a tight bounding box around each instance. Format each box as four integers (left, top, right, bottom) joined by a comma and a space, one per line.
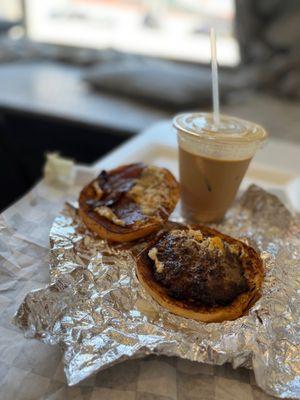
148, 230, 249, 307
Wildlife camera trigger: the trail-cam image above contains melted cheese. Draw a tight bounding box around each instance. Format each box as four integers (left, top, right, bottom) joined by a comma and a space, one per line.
170, 229, 226, 256
94, 206, 125, 226
229, 243, 245, 258
208, 236, 224, 252
148, 247, 164, 273
188, 230, 203, 242
128, 166, 170, 217
151, 229, 245, 276
171, 228, 203, 242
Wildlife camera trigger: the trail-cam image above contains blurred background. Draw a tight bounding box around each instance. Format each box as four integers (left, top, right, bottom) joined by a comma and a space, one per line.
0, 0, 300, 210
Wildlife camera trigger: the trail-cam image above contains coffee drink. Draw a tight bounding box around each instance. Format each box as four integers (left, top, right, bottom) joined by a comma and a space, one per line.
174, 113, 267, 223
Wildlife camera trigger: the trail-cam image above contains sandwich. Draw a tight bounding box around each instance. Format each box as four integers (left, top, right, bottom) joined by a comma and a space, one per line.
135, 224, 263, 322
79, 163, 179, 242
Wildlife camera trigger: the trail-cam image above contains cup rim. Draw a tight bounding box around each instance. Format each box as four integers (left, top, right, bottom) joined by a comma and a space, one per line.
173, 112, 268, 145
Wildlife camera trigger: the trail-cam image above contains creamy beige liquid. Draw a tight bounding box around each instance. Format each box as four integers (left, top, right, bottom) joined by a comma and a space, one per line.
179, 147, 251, 222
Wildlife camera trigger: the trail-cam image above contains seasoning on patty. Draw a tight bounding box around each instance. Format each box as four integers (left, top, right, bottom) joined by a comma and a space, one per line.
148, 229, 248, 307
136, 224, 264, 323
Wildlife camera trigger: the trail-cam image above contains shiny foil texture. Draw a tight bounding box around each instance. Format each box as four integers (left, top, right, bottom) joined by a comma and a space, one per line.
14, 185, 300, 398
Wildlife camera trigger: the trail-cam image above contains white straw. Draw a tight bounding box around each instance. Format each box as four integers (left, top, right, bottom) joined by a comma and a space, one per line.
210, 28, 220, 126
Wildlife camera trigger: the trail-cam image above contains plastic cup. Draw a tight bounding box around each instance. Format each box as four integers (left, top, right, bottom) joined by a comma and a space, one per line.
173, 112, 267, 223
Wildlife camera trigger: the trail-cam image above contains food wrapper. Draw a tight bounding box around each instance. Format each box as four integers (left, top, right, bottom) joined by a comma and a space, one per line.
13, 185, 300, 398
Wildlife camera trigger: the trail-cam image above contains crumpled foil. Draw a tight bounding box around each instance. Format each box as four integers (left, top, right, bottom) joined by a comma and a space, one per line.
14, 185, 300, 398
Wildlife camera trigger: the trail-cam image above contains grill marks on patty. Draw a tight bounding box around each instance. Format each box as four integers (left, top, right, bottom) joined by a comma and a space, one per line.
149, 230, 249, 307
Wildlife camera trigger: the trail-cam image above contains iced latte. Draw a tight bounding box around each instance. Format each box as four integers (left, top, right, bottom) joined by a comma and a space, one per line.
174, 113, 267, 223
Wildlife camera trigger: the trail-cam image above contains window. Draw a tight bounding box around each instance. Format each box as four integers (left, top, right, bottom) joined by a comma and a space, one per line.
0, 0, 22, 21
25, 0, 239, 66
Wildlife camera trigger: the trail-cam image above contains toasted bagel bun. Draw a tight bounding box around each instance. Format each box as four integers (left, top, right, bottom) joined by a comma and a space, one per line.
79, 163, 179, 242
136, 224, 264, 323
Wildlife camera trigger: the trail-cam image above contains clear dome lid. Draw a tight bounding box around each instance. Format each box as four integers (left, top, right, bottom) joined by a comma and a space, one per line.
174, 113, 267, 143
174, 112, 268, 160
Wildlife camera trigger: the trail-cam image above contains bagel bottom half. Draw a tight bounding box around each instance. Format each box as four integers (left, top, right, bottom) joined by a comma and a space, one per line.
135, 226, 264, 323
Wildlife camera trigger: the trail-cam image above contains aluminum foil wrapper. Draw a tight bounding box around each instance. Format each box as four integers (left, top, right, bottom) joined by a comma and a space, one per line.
14, 185, 300, 398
